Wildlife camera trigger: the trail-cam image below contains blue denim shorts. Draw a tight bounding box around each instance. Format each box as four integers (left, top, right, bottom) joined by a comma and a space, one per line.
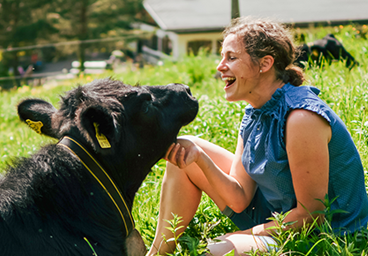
221, 189, 273, 230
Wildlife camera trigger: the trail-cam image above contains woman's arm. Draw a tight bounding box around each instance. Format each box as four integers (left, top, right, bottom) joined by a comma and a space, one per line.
164, 135, 257, 212
241, 109, 332, 236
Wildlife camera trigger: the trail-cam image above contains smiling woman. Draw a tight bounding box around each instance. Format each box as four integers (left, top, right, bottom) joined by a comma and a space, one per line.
148, 17, 368, 256
217, 33, 262, 103
217, 17, 305, 107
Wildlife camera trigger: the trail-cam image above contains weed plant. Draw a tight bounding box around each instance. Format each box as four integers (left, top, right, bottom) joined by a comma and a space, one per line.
0, 24, 368, 255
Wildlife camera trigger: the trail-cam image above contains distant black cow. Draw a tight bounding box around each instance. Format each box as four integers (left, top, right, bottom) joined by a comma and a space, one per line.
295, 33, 358, 69
0, 78, 198, 256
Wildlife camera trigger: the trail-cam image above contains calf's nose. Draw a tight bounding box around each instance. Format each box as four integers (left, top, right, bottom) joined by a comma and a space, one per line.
184, 85, 192, 96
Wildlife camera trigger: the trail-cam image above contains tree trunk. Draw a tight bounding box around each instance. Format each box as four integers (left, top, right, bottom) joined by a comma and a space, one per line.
231, 0, 240, 19
78, 0, 88, 73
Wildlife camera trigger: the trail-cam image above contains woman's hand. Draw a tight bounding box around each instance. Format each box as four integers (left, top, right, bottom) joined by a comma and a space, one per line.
164, 138, 201, 169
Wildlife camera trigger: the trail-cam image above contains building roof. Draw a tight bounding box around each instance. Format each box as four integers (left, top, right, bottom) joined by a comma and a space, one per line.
143, 0, 368, 32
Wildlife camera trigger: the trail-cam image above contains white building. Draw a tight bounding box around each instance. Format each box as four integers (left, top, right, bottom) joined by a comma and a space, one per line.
138, 0, 368, 63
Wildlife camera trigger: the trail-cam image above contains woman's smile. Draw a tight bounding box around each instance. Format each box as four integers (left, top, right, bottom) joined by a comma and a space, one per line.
222, 76, 236, 88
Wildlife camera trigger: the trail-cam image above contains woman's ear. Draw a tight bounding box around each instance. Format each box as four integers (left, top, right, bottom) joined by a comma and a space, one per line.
259, 55, 275, 73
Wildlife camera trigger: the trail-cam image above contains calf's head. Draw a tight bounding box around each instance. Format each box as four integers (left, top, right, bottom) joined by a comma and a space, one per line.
18, 78, 198, 203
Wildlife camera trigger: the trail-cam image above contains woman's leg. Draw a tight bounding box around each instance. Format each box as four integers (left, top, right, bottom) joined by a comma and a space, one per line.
147, 136, 234, 255
207, 233, 277, 256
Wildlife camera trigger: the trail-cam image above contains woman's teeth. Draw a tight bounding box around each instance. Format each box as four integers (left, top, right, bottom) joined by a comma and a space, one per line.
222, 77, 236, 87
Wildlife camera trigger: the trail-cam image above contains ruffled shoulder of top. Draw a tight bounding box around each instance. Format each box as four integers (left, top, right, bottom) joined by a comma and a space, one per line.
244, 83, 330, 122
283, 83, 331, 124
241, 83, 332, 145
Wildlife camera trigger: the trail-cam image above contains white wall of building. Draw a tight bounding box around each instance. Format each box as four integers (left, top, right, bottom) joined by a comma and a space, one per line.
138, 23, 222, 61
173, 32, 222, 59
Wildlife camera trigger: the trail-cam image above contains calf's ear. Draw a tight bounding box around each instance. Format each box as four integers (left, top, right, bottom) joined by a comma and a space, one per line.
17, 99, 59, 138
78, 105, 120, 154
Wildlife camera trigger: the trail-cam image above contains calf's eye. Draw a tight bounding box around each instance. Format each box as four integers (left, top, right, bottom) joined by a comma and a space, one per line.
142, 104, 150, 114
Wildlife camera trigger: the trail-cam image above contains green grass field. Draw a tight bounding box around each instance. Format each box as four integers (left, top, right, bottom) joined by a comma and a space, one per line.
1, 24, 368, 255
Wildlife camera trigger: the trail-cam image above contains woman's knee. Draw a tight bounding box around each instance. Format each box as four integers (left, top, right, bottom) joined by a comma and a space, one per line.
178, 135, 202, 145
165, 136, 233, 186
164, 161, 187, 181
178, 136, 234, 163
164, 160, 200, 189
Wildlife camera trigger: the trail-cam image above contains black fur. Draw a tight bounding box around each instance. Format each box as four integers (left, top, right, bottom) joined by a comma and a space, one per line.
295, 34, 358, 69
0, 78, 198, 255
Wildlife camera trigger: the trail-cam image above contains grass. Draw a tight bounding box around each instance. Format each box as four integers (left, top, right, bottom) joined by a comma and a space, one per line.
1, 23, 368, 255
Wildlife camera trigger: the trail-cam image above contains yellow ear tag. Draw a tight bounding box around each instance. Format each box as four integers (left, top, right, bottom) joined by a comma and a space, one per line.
25, 119, 43, 134
93, 122, 111, 149
312, 49, 319, 57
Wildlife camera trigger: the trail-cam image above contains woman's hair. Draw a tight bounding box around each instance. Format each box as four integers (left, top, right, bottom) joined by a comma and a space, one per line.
223, 16, 305, 86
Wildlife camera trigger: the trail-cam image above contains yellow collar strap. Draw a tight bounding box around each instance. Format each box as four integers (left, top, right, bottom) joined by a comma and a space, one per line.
58, 136, 134, 236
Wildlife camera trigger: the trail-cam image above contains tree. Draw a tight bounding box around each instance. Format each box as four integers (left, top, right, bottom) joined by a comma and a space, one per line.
52, 0, 144, 72
0, 0, 57, 85
0, 0, 144, 82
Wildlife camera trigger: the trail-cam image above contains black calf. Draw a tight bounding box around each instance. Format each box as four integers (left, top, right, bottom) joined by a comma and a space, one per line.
0, 78, 198, 256
295, 34, 358, 69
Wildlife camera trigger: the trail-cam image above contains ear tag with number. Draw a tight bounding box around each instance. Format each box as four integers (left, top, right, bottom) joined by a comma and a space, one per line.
26, 119, 43, 134
93, 122, 111, 149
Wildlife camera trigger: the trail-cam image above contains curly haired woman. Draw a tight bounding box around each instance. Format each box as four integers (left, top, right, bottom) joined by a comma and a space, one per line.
148, 17, 368, 256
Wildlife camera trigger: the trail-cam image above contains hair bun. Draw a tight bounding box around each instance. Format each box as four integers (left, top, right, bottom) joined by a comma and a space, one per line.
283, 66, 305, 86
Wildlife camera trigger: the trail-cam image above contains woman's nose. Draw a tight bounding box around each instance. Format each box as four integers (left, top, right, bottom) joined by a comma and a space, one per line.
216, 58, 227, 72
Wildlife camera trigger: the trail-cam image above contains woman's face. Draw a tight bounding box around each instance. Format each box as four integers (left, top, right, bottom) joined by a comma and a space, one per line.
217, 34, 260, 102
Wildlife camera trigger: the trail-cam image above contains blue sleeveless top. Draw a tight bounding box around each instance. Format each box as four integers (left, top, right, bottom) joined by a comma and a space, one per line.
240, 83, 368, 234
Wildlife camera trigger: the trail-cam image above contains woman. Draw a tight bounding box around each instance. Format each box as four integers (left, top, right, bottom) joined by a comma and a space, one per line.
147, 17, 368, 255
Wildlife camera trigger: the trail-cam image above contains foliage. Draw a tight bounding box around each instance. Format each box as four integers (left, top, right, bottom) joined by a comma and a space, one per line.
50, 0, 143, 71
0, 0, 56, 78
0, 0, 144, 79
0, 23, 368, 255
